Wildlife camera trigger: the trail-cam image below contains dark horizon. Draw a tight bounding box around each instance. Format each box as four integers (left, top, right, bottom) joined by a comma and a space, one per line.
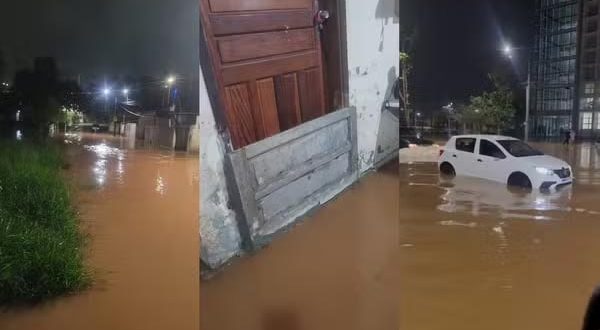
401, 0, 536, 113
0, 0, 199, 84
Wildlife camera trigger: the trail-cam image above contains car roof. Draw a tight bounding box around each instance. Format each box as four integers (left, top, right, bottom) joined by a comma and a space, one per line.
451, 134, 519, 141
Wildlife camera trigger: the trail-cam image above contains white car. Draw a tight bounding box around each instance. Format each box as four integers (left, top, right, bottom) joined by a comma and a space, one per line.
438, 135, 573, 191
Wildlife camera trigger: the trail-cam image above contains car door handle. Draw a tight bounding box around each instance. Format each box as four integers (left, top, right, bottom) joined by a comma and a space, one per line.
452, 154, 457, 158
477, 159, 483, 162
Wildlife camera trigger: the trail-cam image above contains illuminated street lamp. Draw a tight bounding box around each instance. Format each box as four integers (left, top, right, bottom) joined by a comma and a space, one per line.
165, 75, 176, 107
122, 88, 129, 103
501, 42, 531, 141
503, 44, 513, 59
443, 102, 454, 137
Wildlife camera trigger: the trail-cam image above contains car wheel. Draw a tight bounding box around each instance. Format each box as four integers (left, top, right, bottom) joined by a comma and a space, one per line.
440, 162, 456, 177
507, 172, 532, 190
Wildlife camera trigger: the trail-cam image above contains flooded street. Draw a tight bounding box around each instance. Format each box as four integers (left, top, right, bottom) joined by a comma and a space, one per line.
400, 142, 600, 329
200, 163, 400, 330
0, 133, 199, 330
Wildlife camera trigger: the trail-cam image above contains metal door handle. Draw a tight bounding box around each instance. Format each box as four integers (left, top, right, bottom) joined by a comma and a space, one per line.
316, 10, 330, 30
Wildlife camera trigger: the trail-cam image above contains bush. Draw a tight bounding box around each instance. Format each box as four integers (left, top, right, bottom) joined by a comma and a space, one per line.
0, 141, 89, 305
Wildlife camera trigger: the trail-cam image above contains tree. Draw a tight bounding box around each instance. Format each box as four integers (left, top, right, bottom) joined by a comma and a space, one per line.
461, 76, 516, 134
13, 57, 62, 132
399, 52, 412, 125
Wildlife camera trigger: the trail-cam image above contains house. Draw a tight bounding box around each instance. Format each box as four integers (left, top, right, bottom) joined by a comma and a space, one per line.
199, 0, 400, 270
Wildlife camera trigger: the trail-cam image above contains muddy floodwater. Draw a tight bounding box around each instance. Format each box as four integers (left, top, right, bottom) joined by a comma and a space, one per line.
200, 163, 400, 330
400, 142, 600, 329
0, 133, 199, 330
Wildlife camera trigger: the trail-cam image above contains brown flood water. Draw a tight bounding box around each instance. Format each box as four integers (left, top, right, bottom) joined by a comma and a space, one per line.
400, 142, 600, 329
200, 163, 400, 330
0, 133, 199, 330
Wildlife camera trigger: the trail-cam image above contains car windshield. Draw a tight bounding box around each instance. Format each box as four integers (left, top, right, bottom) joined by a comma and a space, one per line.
498, 140, 544, 157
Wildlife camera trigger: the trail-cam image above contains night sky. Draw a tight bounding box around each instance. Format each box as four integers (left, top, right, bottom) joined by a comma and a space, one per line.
0, 0, 199, 82
401, 0, 536, 112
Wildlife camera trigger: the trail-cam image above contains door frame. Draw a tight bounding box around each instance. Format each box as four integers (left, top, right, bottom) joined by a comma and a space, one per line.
199, 0, 350, 152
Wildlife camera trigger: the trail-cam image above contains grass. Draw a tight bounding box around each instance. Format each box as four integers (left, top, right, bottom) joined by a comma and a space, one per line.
0, 140, 89, 306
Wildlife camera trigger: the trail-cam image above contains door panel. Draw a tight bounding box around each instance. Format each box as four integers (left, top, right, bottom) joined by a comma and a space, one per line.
221, 51, 320, 85
209, 0, 313, 12
210, 11, 313, 36
274, 73, 302, 130
217, 28, 316, 63
298, 68, 326, 121
224, 83, 257, 147
201, 0, 327, 149
254, 78, 281, 139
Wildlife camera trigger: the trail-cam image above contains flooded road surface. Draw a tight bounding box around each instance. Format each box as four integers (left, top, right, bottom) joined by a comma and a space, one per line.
400, 142, 600, 330
0, 133, 199, 330
200, 163, 400, 330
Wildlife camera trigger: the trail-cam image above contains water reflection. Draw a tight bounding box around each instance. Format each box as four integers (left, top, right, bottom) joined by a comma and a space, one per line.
155, 173, 166, 195
437, 176, 573, 220
82, 142, 126, 189
0, 132, 200, 330
400, 143, 600, 329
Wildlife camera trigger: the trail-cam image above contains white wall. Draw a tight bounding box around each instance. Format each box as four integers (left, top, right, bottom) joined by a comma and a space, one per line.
346, 0, 400, 173
199, 66, 241, 268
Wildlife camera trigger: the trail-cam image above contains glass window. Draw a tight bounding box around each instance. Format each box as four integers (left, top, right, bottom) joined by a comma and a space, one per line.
586, 35, 597, 49
479, 140, 506, 159
589, 4, 599, 16
586, 83, 596, 94
585, 51, 597, 64
581, 97, 595, 110
498, 140, 544, 157
581, 112, 593, 130
585, 67, 596, 80
455, 138, 476, 153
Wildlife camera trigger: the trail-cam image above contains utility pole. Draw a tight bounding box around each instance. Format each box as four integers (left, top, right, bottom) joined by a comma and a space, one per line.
525, 63, 531, 142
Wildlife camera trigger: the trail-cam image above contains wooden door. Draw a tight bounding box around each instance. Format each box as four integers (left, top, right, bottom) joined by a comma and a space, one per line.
200, 0, 327, 149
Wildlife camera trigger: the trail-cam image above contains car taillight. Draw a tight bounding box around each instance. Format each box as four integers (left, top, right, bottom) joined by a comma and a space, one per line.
439, 149, 444, 157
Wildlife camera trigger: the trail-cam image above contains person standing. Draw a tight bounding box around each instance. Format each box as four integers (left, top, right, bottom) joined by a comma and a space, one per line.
564, 130, 572, 145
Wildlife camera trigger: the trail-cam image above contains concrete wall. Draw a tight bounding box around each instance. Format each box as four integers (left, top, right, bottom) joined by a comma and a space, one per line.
199, 66, 241, 269
187, 117, 200, 153
157, 118, 175, 149
347, 0, 400, 172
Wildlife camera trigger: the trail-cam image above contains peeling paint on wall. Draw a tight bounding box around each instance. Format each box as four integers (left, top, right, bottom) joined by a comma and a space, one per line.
346, 0, 400, 173
199, 66, 241, 269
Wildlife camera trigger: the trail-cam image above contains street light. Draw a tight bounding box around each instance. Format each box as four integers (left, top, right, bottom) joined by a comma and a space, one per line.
501, 43, 531, 142
165, 75, 176, 107
122, 88, 129, 103
103, 88, 111, 97
503, 44, 513, 58
443, 102, 455, 137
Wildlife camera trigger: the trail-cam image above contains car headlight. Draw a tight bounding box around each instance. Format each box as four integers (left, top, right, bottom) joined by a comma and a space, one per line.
536, 167, 554, 176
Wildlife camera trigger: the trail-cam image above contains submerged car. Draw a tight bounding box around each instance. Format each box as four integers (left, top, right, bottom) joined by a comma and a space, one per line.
400, 136, 435, 149
438, 135, 573, 191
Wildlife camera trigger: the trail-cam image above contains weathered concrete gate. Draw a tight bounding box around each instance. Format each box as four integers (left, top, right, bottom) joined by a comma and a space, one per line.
226, 107, 358, 249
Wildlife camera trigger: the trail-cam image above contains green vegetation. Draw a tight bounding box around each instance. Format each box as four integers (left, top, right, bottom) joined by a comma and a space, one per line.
0, 141, 89, 305
457, 75, 517, 134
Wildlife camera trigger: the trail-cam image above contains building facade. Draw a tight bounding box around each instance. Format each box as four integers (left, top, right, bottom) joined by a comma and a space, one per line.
531, 0, 600, 140
531, 0, 579, 139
